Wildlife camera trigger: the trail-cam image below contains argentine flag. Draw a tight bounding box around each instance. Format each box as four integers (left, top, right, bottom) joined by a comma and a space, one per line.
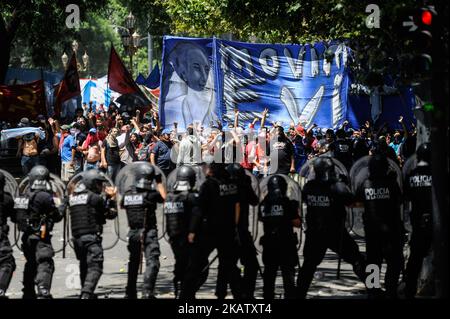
81, 76, 119, 111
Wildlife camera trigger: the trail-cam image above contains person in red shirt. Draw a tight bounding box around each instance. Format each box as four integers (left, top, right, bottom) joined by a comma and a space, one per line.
240, 133, 256, 171
95, 118, 108, 141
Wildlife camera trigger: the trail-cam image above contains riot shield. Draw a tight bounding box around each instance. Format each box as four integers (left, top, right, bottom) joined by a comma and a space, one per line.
402, 154, 417, 178
244, 169, 261, 243
115, 162, 167, 241
257, 174, 302, 252
1, 169, 17, 197
401, 154, 418, 234
1, 169, 19, 248
298, 157, 352, 231
67, 170, 119, 251
259, 174, 302, 203
349, 155, 403, 237
163, 165, 207, 242
298, 156, 349, 189
17, 173, 67, 253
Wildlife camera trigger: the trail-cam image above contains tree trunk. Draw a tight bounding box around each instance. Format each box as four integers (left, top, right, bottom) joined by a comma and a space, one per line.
0, 44, 11, 85
0, 13, 10, 84
0, 8, 23, 84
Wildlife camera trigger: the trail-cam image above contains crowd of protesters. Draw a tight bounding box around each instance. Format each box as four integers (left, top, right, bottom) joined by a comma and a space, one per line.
1, 101, 417, 181
0, 100, 427, 300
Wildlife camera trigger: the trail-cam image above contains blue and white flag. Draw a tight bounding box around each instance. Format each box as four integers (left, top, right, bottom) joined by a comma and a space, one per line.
1, 127, 46, 141
80, 76, 119, 110
215, 39, 350, 130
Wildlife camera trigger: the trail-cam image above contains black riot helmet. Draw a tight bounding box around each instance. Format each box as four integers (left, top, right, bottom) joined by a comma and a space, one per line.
416, 143, 431, 164
135, 164, 155, 191
226, 163, 245, 181
267, 175, 287, 199
0, 171, 5, 191
313, 157, 334, 182
368, 154, 389, 179
174, 166, 196, 191
208, 162, 227, 178
29, 165, 51, 191
83, 169, 107, 193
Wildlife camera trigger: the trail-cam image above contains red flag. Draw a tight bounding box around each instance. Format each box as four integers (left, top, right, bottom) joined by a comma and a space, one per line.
55, 53, 81, 116
107, 46, 141, 95
0, 80, 46, 121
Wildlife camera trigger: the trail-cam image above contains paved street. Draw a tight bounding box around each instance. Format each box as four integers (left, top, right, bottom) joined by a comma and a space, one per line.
5, 205, 375, 299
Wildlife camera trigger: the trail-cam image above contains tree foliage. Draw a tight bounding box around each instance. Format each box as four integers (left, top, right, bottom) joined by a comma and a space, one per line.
1, 0, 448, 86
0, 0, 108, 83
156, 0, 426, 86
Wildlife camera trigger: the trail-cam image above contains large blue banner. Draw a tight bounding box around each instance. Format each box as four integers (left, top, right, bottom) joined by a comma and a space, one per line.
215, 39, 350, 130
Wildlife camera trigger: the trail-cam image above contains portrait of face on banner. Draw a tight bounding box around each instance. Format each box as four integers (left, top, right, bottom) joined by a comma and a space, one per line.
160, 37, 219, 131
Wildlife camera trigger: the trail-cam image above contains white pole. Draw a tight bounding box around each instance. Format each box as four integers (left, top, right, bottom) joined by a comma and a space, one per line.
148, 33, 153, 74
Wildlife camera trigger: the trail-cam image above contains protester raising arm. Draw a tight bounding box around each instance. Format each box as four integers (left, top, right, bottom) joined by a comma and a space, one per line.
115, 114, 123, 129
269, 121, 277, 137
375, 122, 388, 139
87, 111, 96, 129
260, 108, 269, 129
134, 109, 141, 127
50, 118, 61, 136
50, 131, 59, 155
173, 122, 178, 137
100, 144, 108, 169
399, 116, 408, 139
306, 123, 318, 136
153, 110, 161, 132
340, 120, 349, 131
207, 131, 222, 153
249, 117, 259, 131
234, 109, 239, 128
130, 117, 140, 134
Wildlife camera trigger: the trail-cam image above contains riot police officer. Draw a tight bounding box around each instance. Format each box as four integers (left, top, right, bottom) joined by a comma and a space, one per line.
164, 166, 202, 298
403, 143, 433, 298
296, 157, 366, 299
68, 169, 117, 299
121, 164, 165, 299
355, 155, 404, 299
14, 165, 63, 299
180, 163, 242, 299
0, 172, 16, 298
259, 175, 301, 299
226, 163, 260, 299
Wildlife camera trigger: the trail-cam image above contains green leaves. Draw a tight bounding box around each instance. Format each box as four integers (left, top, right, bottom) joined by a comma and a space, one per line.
2, 0, 446, 87
286, 3, 301, 13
